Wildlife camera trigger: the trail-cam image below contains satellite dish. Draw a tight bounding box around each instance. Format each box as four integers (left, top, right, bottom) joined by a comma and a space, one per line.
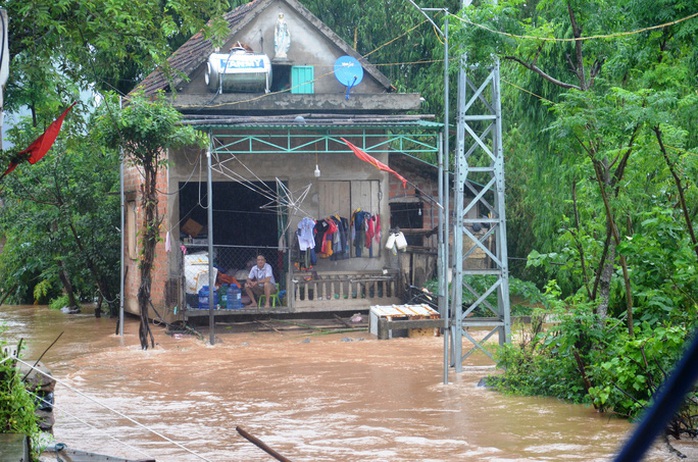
334, 56, 364, 100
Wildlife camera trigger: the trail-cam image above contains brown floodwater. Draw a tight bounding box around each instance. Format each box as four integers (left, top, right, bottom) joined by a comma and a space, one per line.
1, 304, 694, 461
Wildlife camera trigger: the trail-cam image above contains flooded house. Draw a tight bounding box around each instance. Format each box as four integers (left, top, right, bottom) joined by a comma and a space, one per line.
122, 0, 456, 322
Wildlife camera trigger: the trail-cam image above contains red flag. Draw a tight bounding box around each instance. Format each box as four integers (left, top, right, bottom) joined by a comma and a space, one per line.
2, 102, 76, 178
341, 137, 408, 188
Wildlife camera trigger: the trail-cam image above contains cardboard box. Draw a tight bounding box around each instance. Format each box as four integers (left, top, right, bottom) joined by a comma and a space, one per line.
181, 218, 203, 237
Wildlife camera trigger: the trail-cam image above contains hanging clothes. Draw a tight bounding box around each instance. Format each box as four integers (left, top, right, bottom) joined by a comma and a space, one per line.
331, 216, 342, 254
351, 209, 369, 257
297, 217, 316, 251
314, 219, 331, 258
373, 214, 381, 247
365, 215, 375, 248
294, 217, 317, 270
330, 215, 350, 261
319, 217, 338, 257
365, 213, 375, 257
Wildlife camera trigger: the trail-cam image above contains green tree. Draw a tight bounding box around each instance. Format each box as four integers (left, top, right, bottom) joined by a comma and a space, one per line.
303, 0, 461, 125
0, 334, 40, 458
0, 102, 121, 314
0, 0, 241, 312
3, 0, 238, 106
95, 92, 205, 349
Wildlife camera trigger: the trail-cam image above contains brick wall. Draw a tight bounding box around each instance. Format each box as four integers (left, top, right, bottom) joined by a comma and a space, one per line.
122, 157, 171, 318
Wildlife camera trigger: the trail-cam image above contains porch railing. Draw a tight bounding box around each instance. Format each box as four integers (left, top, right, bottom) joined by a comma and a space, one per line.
179, 243, 403, 311
289, 270, 402, 310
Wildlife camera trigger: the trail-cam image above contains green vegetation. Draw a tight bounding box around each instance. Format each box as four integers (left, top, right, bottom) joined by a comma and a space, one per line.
451, 0, 698, 438
0, 327, 40, 459
0, 0, 237, 312
95, 92, 206, 349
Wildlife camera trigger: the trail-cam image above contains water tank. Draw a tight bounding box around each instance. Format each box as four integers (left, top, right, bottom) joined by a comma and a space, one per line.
205, 49, 272, 93
226, 284, 242, 309
198, 285, 218, 309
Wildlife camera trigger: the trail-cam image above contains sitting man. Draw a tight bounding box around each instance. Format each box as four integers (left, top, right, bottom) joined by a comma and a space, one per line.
244, 254, 278, 308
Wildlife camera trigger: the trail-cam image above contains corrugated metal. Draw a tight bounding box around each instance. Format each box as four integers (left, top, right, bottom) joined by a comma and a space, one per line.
181, 117, 442, 131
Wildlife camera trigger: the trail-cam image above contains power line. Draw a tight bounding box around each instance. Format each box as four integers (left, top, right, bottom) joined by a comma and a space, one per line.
450, 10, 698, 43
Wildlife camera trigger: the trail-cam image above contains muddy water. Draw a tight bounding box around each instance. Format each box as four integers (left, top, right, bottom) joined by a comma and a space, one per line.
0, 305, 688, 461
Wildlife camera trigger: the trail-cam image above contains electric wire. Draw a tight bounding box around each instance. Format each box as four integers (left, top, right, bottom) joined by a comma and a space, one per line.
150, 8, 698, 112
449, 10, 698, 43
177, 18, 430, 110
33, 393, 156, 460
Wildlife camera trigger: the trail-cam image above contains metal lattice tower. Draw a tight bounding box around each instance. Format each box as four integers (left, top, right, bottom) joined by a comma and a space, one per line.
410, 1, 510, 378
450, 50, 511, 367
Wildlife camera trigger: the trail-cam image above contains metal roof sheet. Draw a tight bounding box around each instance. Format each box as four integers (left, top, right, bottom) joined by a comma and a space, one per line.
181, 115, 443, 131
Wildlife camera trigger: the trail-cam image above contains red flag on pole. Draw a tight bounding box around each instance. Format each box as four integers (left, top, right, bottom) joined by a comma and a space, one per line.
1, 102, 76, 179
341, 137, 408, 188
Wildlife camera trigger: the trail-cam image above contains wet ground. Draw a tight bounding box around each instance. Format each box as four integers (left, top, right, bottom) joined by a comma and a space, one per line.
2, 304, 696, 461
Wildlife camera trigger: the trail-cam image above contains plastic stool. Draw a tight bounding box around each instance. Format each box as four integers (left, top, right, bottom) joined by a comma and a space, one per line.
258, 284, 281, 308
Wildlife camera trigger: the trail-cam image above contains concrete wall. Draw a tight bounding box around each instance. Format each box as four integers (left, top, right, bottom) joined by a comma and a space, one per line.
184, 1, 386, 96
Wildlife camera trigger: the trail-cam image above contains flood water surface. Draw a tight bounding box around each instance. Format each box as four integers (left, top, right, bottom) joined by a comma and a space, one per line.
1, 305, 691, 461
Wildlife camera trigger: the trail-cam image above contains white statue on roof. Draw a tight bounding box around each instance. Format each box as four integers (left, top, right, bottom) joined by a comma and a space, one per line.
274, 12, 290, 60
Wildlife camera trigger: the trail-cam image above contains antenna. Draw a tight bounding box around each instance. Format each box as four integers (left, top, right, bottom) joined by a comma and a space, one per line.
333, 56, 364, 100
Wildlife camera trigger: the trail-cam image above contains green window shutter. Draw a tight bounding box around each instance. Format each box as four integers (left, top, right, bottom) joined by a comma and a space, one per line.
291, 66, 314, 94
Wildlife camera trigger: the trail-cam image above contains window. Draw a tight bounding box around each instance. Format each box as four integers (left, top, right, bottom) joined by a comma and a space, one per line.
390, 202, 424, 246
390, 202, 423, 229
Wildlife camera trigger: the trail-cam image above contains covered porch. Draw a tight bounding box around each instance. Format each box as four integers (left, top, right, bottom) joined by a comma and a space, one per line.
173, 114, 443, 320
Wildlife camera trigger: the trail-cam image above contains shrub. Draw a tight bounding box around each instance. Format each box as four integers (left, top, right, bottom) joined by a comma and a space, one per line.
0, 325, 41, 459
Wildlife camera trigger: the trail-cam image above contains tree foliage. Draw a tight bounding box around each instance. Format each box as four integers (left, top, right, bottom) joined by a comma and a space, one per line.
0, 0, 696, 438
303, 0, 461, 121
452, 0, 698, 436
3, 0, 239, 103
95, 92, 206, 349
0, 333, 40, 453
0, 0, 243, 312
0, 102, 122, 312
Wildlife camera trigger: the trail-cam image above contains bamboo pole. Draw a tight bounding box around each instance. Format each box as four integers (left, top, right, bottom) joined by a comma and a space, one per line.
236, 426, 293, 462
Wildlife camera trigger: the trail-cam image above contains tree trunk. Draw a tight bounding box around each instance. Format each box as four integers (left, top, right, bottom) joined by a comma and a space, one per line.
137, 156, 158, 350
596, 240, 614, 321
56, 259, 79, 310
66, 223, 114, 318
655, 127, 698, 262
590, 156, 635, 336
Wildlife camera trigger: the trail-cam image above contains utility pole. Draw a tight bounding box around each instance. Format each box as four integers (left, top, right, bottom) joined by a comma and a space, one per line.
406, 1, 451, 383
0, 8, 9, 151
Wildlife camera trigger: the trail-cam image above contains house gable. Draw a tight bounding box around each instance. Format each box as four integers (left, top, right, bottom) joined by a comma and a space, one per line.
137, 0, 421, 115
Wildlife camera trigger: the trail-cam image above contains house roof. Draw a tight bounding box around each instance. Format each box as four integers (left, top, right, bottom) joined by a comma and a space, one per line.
180, 113, 442, 130
193, 114, 443, 158
137, 0, 262, 96
137, 0, 393, 97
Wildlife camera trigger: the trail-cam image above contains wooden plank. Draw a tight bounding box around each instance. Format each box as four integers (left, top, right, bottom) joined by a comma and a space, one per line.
319, 181, 350, 218
351, 180, 378, 213
41, 447, 155, 462
382, 318, 445, 329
